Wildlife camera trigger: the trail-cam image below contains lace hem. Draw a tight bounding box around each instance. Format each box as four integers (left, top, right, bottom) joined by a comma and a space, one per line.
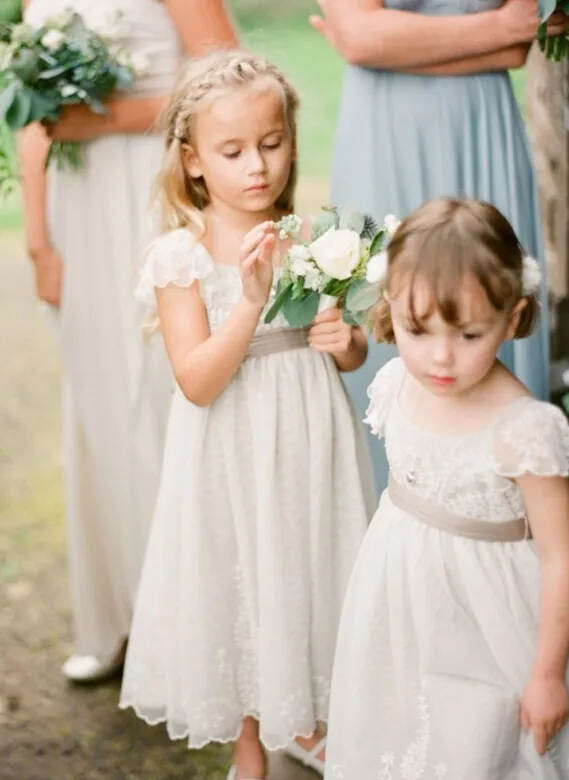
119, 700, 328, 752
135, 228, 213, 306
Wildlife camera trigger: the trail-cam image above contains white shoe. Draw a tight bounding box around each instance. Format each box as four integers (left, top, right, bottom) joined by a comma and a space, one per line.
61, 650, 124, 683
285, 736, 327, 776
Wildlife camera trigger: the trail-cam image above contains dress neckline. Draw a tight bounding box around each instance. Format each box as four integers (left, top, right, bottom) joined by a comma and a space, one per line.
393, 361, 533, 440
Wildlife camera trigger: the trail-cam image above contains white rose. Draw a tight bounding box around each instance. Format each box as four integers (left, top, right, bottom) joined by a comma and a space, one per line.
366, 250, 388, 284
384, 214, 401, 237
309, 228, 360, 281
41, 29, 65, 50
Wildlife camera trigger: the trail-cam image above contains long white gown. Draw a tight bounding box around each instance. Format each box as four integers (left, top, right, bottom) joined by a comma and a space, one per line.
325, 357, 569, 780
24, 0, 185, 660
119, 229, 376, 749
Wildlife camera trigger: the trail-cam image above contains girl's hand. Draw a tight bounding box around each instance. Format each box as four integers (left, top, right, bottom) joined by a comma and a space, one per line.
521, 675, 569, 754
309, 308, 354, 356
239, 221, 276, 308
501, 0, 569, 44
43, 105, 111, 142
29, 245, 63, 307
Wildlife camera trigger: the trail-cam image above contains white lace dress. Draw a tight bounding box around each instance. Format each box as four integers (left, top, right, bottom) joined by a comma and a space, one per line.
119, 229, 376, 750
325, 357, 569, 780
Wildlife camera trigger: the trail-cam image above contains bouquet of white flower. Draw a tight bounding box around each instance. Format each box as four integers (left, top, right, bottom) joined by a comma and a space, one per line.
538, 0, 569, 59
0, 8, 147, 173
264, 209, 399, 328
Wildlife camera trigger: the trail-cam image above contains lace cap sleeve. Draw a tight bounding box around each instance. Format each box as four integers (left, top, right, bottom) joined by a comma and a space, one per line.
135, 228, 214, 306
493, 398, 569, 478
363, 357, 404, 438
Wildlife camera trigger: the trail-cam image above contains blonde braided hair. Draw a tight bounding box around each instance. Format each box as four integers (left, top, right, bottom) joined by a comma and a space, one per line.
154, 50, 300, 236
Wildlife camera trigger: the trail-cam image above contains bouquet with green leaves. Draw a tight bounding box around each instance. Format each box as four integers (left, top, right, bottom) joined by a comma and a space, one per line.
0, 9, 145, 173
538, 0, 569, 59
264, 210, 398, 329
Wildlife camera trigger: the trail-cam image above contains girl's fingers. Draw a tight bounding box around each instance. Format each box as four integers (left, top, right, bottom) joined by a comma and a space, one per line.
520, 705, 531, 733
258, 234, 276, 264
533, 724, 548, 755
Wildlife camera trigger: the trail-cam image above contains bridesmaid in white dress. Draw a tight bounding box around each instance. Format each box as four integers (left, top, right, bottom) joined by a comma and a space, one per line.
19, 0, 238, 682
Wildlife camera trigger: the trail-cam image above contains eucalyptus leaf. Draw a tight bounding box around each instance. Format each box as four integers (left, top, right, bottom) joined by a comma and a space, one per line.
283, 289, 319, 327
369, 230, 387, 257
0, 82, 17, 121
311, 210, 339, 241
264, 280, 292, 324
28, 89, 59, 122
339, 210, 365, 235
10, 48, 39, 82
539, 0, 557, 18
345, 279, 382, 313
5, 89, 32, 129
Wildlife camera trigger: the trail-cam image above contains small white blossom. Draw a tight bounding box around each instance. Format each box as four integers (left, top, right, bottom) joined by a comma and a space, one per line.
11, 23, 34, 44
277, 214, 302, 237
130, 52, 150, 75
304, 265, 324, 292
0, 43, 11, 69
41, 29, 65, 50
60, 84, 78, 98
279, 229, 288, 241
366, 250, 388, 283
384, 213, 401, 237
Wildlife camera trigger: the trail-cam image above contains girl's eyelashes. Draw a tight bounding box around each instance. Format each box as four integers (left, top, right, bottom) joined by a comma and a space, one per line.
222, 140, 283, 160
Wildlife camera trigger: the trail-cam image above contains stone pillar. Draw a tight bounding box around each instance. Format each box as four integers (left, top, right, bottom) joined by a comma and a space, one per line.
525, 44, 569, 395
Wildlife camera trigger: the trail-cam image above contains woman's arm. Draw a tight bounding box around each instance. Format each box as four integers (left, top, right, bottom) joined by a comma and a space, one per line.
410, 44, 531, 76
310, 0, 567, 70
157, 284, 262, 407
46, 0, 238, 142
518, 473, 569, 754
164, 0, 238, 54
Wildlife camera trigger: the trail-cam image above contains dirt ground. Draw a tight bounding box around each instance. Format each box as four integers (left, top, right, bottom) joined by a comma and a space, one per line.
0, 233, 318, 780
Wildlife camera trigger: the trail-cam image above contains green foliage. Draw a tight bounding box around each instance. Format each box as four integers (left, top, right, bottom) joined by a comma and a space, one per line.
0, 0, 22, 24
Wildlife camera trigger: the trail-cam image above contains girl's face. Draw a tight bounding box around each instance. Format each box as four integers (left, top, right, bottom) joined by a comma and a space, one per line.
183, 86, 294, 217
390, 273, 524, 397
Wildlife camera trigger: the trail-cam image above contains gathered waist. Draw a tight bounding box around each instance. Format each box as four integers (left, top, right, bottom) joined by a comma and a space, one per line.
245, 328, 310, 361
387, 476, 531, 543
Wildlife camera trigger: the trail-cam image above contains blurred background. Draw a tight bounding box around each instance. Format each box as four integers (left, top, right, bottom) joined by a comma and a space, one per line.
0, 1, 544, 778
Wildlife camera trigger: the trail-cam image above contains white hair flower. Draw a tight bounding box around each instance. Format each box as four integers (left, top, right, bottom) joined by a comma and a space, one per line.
522, 255, 541, 296
366, 250, 388, 284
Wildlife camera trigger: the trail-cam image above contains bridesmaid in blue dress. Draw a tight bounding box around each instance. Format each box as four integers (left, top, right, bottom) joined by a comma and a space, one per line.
311, 0, 569, 492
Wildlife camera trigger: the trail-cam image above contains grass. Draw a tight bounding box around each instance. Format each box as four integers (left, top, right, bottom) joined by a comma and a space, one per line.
0, 8, 528, 233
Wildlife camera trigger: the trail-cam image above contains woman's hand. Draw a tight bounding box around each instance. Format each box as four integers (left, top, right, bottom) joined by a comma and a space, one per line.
521, 675, 569, 754
29, 245, 63, 307
500, 0, 569, 43
43, 104, 111, 142
239, 221, 276, 308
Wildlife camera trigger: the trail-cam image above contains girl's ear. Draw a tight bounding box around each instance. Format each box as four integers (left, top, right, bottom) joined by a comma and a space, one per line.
182, 144, 202, 179
505, 298, 527, 341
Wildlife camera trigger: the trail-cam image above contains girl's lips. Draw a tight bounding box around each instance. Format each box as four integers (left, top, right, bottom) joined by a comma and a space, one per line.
429, 375, 456, 386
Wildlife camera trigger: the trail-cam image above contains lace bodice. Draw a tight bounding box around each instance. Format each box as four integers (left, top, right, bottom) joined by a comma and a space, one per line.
25, 0, 185, 97
366, 358, 569, 522
136, 228, 290, 333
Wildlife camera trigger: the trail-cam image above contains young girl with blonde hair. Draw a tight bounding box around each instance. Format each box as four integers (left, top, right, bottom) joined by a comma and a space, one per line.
325, 197, 569, 780
119, 50, 375, 780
